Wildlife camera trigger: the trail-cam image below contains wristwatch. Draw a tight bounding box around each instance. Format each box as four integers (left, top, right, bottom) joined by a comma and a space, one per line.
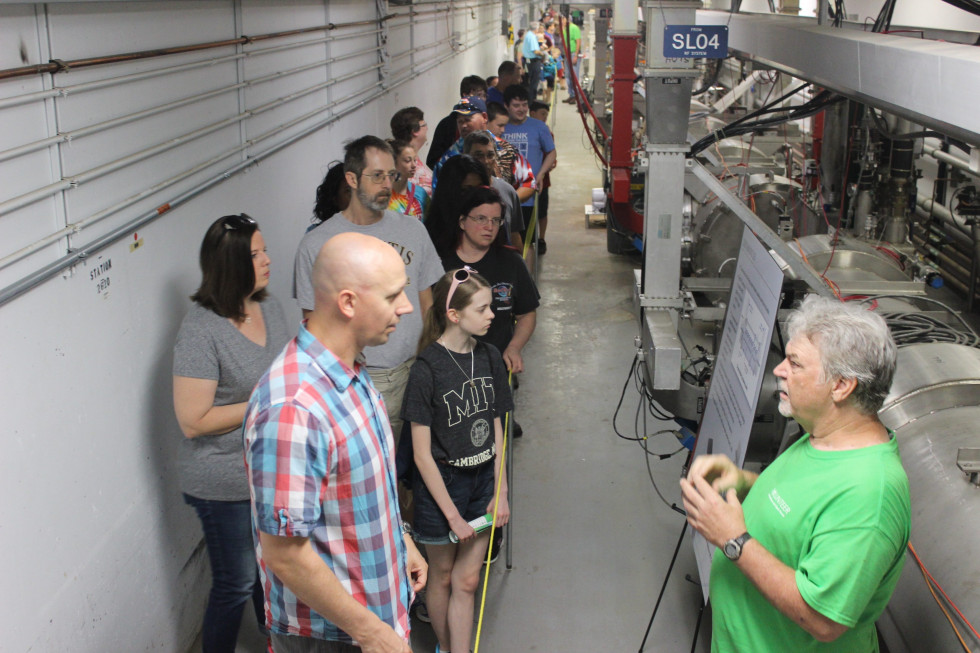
723, 532, 752, 561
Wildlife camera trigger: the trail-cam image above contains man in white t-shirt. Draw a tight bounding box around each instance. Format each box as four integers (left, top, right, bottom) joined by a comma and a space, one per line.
294, 135, 444, 442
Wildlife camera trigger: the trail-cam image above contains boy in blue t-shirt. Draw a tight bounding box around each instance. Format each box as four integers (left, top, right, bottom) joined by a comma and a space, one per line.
502, 84, 556, 254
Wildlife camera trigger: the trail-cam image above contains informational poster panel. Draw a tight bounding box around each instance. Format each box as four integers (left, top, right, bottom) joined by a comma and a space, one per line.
690, 226, 784, 600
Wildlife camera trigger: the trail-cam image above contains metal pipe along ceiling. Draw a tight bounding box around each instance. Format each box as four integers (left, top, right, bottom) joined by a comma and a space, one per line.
0, 12, 486, 217
0, 60, 384, 217
0, 43, 382, 165
0, 27, 383, 112
0, 17, 392, 82
0, 18, 499, 305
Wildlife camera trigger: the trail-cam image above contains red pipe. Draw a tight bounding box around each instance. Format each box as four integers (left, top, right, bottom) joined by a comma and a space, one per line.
609, 34, 643, 235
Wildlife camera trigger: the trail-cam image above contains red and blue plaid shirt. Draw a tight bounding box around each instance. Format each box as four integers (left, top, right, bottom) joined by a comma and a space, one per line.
244, 324, 411, 643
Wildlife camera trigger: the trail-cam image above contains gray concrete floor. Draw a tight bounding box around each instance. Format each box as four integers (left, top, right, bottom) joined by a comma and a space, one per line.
422, 95, 711, 653
194, 95, 711, 653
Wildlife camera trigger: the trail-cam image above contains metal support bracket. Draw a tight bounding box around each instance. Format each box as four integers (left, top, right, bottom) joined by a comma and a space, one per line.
642, 67, 701, 79
646, 143, 690, 154
637, 295, 686, 309
957, 448, 980, 487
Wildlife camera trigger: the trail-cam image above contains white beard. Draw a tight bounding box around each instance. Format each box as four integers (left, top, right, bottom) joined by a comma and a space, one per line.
777, 397, 793, 418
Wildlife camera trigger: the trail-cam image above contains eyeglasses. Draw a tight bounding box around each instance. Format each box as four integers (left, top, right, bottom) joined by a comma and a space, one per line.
222, 214, 256, 231
446, 265, 476, 312
361, 171, 401, 184
466, 214, 505, 227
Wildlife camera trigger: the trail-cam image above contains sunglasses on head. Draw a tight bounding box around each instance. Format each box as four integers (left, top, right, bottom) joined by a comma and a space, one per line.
446, 265, 477, 313
222, 214, 256, 231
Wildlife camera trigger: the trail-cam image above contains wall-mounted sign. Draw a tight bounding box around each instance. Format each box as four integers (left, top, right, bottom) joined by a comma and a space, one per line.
90, 257, 112, 297
663, 25, 728, 59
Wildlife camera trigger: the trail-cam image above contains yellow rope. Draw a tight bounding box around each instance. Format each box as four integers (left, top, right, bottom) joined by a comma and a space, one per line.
474, 89, 550, 652
475, 200, 537, 653
522, 193, 539, 260
472, 398, 511, 653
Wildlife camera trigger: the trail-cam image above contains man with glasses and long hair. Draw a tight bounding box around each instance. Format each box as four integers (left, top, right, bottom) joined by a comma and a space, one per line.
294, 135, 444, 447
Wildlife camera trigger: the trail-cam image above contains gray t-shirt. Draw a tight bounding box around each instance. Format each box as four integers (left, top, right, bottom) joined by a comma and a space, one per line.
173, 297, 290, 501
491, 176, 525, 236
401, 341, 513, 468
293, 210, 444, 369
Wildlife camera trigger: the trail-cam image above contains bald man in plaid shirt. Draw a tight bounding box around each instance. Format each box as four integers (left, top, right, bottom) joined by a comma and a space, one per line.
245, 233, 427, 653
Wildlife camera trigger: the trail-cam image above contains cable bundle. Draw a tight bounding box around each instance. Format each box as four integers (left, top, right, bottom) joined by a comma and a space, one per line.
612, 355, 686, 509
830, 0, 848, 27
880, 312, 980, 347
690, 85, 844, 156
860, 295, 980, 348
941, 0, 980, 18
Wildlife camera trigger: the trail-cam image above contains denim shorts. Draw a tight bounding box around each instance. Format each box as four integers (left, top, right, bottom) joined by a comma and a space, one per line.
412, 461, 494, 545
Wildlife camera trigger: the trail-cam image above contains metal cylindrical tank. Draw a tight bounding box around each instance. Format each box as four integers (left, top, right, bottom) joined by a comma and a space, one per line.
781, 234, 909, 285
690, 177, 817, 279
876, 343, 980, 653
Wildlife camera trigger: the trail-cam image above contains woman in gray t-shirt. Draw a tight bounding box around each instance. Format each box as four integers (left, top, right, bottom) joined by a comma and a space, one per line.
173, 214, 290, 652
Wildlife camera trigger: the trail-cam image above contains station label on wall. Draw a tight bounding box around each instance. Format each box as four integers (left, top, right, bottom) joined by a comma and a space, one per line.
90, 256, 112, 298
663, 25, 728, 59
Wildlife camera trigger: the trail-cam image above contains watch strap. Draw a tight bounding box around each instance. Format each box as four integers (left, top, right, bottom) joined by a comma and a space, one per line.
724, 531, 752, 560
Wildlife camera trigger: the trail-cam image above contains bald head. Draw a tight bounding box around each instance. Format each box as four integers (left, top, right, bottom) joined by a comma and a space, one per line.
313, 233, 400, 301
309, 233, 413, 353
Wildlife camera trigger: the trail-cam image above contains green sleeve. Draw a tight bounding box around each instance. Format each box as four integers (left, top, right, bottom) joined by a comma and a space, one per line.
795, 525, 903, 627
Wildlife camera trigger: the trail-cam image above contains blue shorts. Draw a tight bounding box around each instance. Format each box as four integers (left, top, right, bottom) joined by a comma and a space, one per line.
412, 461, 494, 545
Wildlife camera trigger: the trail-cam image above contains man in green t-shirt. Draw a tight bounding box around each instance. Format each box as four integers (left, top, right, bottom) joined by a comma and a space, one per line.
561, 14, 582, 104
680, 296, 910, 652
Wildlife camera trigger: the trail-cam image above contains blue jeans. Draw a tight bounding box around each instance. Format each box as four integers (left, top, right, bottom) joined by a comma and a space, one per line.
525, 58, 542, 101
184, 494, 266, 653
412, 461, 494, 545
567, 57, 582, 99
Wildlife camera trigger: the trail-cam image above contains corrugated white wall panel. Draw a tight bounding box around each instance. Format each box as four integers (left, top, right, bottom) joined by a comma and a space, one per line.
0, 1, 507, 651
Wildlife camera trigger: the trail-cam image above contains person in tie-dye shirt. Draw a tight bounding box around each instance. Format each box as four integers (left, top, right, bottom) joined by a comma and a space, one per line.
390, 106, 433, 196
387, 140, 428, 220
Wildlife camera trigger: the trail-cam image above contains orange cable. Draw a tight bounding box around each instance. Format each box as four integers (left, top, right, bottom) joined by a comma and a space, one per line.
916, 558, 970, 652
908, 542, 980, 643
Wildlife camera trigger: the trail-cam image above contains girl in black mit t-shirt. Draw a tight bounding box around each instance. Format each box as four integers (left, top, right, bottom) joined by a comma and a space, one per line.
401, 266, 512, 653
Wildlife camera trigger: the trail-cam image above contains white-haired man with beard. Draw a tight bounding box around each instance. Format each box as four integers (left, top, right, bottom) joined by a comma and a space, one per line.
680, 295, 911, 652
295, 135, 444, 445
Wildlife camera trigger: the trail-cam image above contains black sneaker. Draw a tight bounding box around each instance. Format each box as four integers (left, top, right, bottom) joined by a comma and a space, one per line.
537, 239, 547, 255
412, 595, 430, 623
485, 533, 502, 565
512, 421, 523, 438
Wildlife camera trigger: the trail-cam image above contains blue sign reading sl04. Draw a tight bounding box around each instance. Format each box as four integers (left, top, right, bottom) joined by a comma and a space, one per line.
663, 25, 728, 59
